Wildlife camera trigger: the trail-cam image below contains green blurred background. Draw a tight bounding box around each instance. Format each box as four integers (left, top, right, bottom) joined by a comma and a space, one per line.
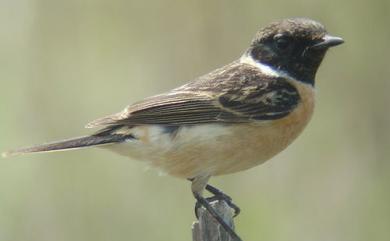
1, 0, 389, 241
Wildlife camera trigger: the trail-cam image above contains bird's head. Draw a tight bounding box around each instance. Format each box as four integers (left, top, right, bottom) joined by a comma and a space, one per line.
246, 18, 344, 85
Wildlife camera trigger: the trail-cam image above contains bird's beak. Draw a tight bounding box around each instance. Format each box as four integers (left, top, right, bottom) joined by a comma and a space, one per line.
311, 35, 344, 50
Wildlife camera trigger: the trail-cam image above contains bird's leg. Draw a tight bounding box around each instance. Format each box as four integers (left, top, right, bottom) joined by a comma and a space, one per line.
191, 176, 242, 241
188, 178, 240, 217
205, 184, 240, 217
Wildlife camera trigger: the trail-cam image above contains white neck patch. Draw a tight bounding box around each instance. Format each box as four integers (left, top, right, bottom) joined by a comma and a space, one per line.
239, 54, 294, 80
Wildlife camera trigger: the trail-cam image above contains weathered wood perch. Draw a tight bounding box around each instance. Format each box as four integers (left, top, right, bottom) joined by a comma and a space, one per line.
192, 199, 238, 241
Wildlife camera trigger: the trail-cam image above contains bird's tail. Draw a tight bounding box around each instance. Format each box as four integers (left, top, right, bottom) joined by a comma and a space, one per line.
2, 134, 127, 158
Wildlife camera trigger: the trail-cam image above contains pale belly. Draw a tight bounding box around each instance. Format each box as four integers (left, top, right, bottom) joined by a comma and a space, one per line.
103, 108, 313, 178
103, 83, 315, 179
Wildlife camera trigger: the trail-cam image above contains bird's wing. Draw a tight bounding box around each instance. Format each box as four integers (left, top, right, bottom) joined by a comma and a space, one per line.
86, 63, 300, 128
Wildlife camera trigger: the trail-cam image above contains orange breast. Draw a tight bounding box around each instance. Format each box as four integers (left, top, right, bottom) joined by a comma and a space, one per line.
105, 81, 315, 179
154, 82, 315, 178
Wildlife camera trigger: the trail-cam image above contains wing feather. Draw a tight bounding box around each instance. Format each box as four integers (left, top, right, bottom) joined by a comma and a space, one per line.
86, 63, 300, 128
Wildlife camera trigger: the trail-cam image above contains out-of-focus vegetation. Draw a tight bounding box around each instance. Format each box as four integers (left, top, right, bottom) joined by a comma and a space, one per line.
0, 1, 389, 241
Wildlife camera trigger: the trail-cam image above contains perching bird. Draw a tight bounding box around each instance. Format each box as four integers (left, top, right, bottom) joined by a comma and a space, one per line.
3, 18, 343, 240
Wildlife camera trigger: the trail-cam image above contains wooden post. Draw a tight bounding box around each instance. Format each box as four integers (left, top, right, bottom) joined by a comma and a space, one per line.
192, 200, 237, 241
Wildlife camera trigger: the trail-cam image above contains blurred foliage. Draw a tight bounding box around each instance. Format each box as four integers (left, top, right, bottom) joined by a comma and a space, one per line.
0, 0, 389, 241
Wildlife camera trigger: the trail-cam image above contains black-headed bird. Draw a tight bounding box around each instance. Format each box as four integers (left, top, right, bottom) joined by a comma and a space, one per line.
3, 18, 344, 240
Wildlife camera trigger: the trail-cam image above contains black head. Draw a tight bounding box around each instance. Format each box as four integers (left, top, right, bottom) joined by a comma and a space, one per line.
247, 18, 344, 85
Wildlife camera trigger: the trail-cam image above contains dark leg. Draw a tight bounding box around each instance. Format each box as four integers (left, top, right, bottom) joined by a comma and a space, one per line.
191, 176, 242, 241
189, 178, 240, 218
205, 184, 241, 217
193, 192, 243, 241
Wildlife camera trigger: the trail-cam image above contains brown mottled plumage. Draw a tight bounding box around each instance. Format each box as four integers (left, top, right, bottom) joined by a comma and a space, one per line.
2, 18, 343, 240
86, 62, 300, 128
2, 15, 345, 191
2, 16, 344, 186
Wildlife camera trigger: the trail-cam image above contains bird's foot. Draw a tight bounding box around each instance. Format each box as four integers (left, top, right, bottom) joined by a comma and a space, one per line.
193, 193, 243, 241
194, 184, 240, 219
205, 184, 240, 217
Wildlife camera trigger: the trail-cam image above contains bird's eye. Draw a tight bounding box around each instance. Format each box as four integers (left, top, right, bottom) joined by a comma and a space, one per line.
274, 34, 291, 51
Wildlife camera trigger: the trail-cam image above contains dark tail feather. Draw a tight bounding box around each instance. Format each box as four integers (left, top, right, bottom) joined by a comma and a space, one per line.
2, 134, 126, 158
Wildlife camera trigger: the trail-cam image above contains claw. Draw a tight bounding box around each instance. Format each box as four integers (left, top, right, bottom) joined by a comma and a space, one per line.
205, 184, 241, 217
193, 193, 243, 241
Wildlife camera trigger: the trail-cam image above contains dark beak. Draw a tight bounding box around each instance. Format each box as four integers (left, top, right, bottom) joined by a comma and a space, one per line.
311, 35, 344, 50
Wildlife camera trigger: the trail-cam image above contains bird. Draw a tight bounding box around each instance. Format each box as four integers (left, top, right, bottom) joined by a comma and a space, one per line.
2, 18, 343, 240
